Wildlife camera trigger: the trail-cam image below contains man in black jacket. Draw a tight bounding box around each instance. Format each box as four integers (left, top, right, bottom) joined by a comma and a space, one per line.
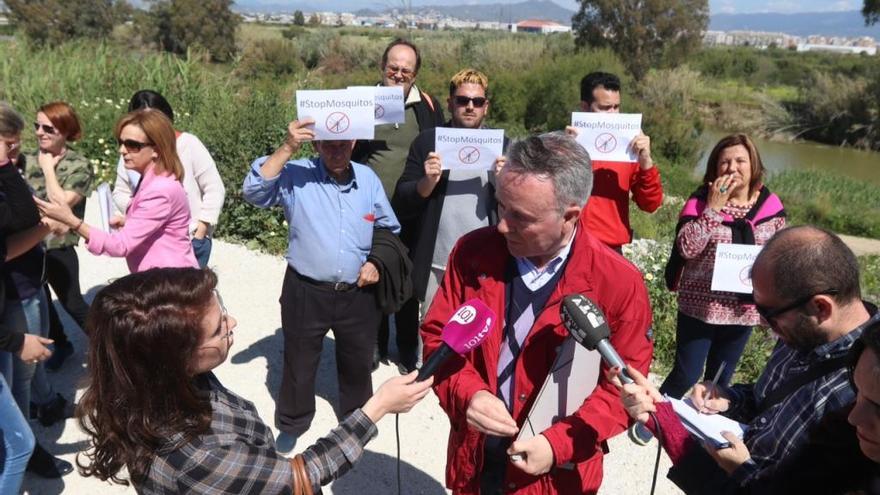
352, 38, 445, 371
391, 68, 507, 373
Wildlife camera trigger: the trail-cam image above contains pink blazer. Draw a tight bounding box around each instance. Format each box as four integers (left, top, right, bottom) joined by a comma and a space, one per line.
88, 166, 198, 272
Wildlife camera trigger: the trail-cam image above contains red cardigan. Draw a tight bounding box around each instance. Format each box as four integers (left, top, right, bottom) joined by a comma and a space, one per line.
421, 225, 654, 494
582, 160, 663, 248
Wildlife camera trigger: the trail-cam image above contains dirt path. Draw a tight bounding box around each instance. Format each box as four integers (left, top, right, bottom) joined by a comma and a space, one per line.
840, 234, 880, 256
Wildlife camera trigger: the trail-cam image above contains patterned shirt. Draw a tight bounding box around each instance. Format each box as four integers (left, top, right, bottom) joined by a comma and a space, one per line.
676, 203, 786, 326
139, 373, 378, 494
21, 150, 95, 249
720, 310, 878, 484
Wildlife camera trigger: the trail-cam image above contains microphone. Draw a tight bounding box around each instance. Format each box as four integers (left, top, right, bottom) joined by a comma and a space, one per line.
416, 299, 496, 382
560, 294, 634, 385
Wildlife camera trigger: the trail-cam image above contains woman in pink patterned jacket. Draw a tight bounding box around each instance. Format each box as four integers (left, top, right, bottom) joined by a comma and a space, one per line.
660, 134, 786, 399
36, 109, 198, 273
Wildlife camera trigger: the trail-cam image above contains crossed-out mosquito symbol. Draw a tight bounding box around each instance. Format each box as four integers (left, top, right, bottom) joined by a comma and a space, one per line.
595, 133, 617, 153
739, 265, 753, 287
326, 112, 350, 134
459, 146, 480, 164
375, 104, 385, 119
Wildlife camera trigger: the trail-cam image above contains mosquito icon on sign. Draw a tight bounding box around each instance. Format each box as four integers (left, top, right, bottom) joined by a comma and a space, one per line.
326, 112, 350, 134
375, 104, 385, 119
459, 146, 480, 165
595, 133, 617, 154
739, 265, 753, 287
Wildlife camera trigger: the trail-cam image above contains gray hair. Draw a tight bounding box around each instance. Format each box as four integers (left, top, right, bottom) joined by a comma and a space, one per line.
0, 102, 25, 137
504, 132, 592, 212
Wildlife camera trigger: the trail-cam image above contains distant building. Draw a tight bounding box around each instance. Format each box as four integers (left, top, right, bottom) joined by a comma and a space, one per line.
797, 43, 877, 55
514, 19, 571, 34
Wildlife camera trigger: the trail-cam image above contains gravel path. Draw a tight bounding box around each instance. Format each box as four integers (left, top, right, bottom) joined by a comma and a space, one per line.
22, 195, 682, 495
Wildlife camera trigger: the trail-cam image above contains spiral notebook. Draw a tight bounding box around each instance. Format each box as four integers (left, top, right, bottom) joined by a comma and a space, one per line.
667, 396, 748, 448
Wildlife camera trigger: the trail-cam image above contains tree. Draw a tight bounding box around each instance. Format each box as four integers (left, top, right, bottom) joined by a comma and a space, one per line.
137, 0, 240, 62
865, 0, 879, 25
5, 0, 129, 45
572, 0, 708, 80
293, 10, 305, 26
307, 13, 321, 26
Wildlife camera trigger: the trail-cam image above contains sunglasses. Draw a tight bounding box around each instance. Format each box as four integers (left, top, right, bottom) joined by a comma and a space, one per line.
754, 289, 839, 323
34, 122, 58, 135
453, 96, 488, 108
117, 138, 154, 152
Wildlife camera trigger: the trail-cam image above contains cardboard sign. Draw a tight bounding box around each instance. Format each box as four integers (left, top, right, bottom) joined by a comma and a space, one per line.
434, 127, 504, 171
570, 112, 642, 163
349, 85, 405, 124
296, 88, 375, 140
711, 243, 764, 294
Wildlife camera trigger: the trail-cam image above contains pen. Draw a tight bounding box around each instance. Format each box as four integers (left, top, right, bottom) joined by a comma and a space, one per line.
708, 361, 727, 402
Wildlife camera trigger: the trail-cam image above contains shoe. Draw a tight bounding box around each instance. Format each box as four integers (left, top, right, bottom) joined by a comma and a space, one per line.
45, 341, 74, 372
36, 394, 75, 427
27, 444, 73, 478
275, 432, 298, 454
628, 422, 654, 446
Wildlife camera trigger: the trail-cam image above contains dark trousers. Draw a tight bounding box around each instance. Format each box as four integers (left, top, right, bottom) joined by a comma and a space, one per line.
659, 311, 753, 399
377, 296, 420, 367
276, 267, 382, 435
44, 246, 90, 345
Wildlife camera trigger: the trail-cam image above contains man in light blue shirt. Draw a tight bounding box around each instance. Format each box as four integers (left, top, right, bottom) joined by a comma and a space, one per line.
243, 118, 400, 453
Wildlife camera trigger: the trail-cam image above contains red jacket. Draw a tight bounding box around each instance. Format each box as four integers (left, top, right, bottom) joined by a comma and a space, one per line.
421, 226, 654, 494
583, 160, 663, 248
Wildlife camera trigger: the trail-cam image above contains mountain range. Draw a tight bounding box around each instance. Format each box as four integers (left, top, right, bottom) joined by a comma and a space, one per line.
238, 1, 880, 38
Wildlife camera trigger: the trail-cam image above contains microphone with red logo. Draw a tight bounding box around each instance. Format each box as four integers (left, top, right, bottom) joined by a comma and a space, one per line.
416, 299, 496, 382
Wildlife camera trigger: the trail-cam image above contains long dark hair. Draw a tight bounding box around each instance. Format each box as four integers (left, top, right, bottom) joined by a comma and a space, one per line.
76, 268, 217, 485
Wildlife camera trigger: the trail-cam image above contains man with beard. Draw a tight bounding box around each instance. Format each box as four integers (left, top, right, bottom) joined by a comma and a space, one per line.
674, 225, 875, 486
390, 68, 507, 373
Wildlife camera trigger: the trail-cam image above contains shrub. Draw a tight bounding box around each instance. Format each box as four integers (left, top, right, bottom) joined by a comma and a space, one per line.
4, 0, 128, 46
136, 0, 240, 63
770, 169, 880, 238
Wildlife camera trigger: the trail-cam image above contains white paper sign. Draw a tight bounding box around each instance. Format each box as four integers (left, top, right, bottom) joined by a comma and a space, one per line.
97, 183, 113, 232
349, 85, 405, 124
296, 88, 375, 140
711, 243, 764, 294
570, 112, 642, 163
434, 127, 504, 171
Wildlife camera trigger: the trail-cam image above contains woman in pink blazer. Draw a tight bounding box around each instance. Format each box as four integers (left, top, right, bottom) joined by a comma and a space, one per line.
36, 109, 198, 272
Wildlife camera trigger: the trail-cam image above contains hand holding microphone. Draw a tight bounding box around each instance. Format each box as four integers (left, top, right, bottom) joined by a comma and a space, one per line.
416, 299, 496, 382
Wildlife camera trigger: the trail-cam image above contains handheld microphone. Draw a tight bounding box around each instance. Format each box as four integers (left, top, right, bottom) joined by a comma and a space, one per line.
560, 294, 634, 385
416, 299, 496, 382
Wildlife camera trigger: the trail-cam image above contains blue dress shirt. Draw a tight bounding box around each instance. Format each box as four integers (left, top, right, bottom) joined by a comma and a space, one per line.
242, 156, 400, 284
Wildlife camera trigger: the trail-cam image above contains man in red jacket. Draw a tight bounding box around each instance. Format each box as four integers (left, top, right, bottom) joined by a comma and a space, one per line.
421, 133, 654, 494
570, 72, 663, 251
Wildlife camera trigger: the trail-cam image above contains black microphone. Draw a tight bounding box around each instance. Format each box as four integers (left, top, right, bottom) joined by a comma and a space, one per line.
416, 299, 496, 382
560, 294, 634, 384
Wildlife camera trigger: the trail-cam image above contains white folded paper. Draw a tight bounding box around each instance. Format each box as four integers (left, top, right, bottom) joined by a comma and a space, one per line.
570, 112, 642, 163
434, 127, 504, 171
711, 243, 764, 294
296, 88, 375, 140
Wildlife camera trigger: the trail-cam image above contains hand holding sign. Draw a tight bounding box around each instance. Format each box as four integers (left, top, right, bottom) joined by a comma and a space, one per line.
283, 118, 316, 153
629, 133, 654, 170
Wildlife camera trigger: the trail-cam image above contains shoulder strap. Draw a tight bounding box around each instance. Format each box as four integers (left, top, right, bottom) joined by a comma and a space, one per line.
757, 354, 851, 412
420, 89, 436, 113
290, 454, 314, 495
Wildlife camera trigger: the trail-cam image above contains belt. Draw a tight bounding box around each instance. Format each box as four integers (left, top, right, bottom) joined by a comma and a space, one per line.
293, 270, 357, 292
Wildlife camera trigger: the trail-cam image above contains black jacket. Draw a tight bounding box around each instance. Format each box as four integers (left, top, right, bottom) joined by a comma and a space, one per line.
391, 125, 507, 300
368, 228, 413, 314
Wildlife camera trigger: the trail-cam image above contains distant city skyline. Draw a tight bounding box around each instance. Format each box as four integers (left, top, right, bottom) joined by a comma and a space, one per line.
232, 0, 867, 15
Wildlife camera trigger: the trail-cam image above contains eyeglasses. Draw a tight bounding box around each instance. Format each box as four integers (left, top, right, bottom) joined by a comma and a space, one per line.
201, 290, 233, 348
117, 138, 154, 152
385, 65, 415, 78
453, 96, 488, 108
34, 122, 58, 135
754, 289, 839, 323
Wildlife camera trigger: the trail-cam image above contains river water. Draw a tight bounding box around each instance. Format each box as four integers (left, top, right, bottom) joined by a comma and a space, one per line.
697, 131, 880, 185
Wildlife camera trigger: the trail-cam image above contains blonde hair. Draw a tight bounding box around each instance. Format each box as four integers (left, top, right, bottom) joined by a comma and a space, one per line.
114, 109, 184, 182
449, 68, 489, 96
